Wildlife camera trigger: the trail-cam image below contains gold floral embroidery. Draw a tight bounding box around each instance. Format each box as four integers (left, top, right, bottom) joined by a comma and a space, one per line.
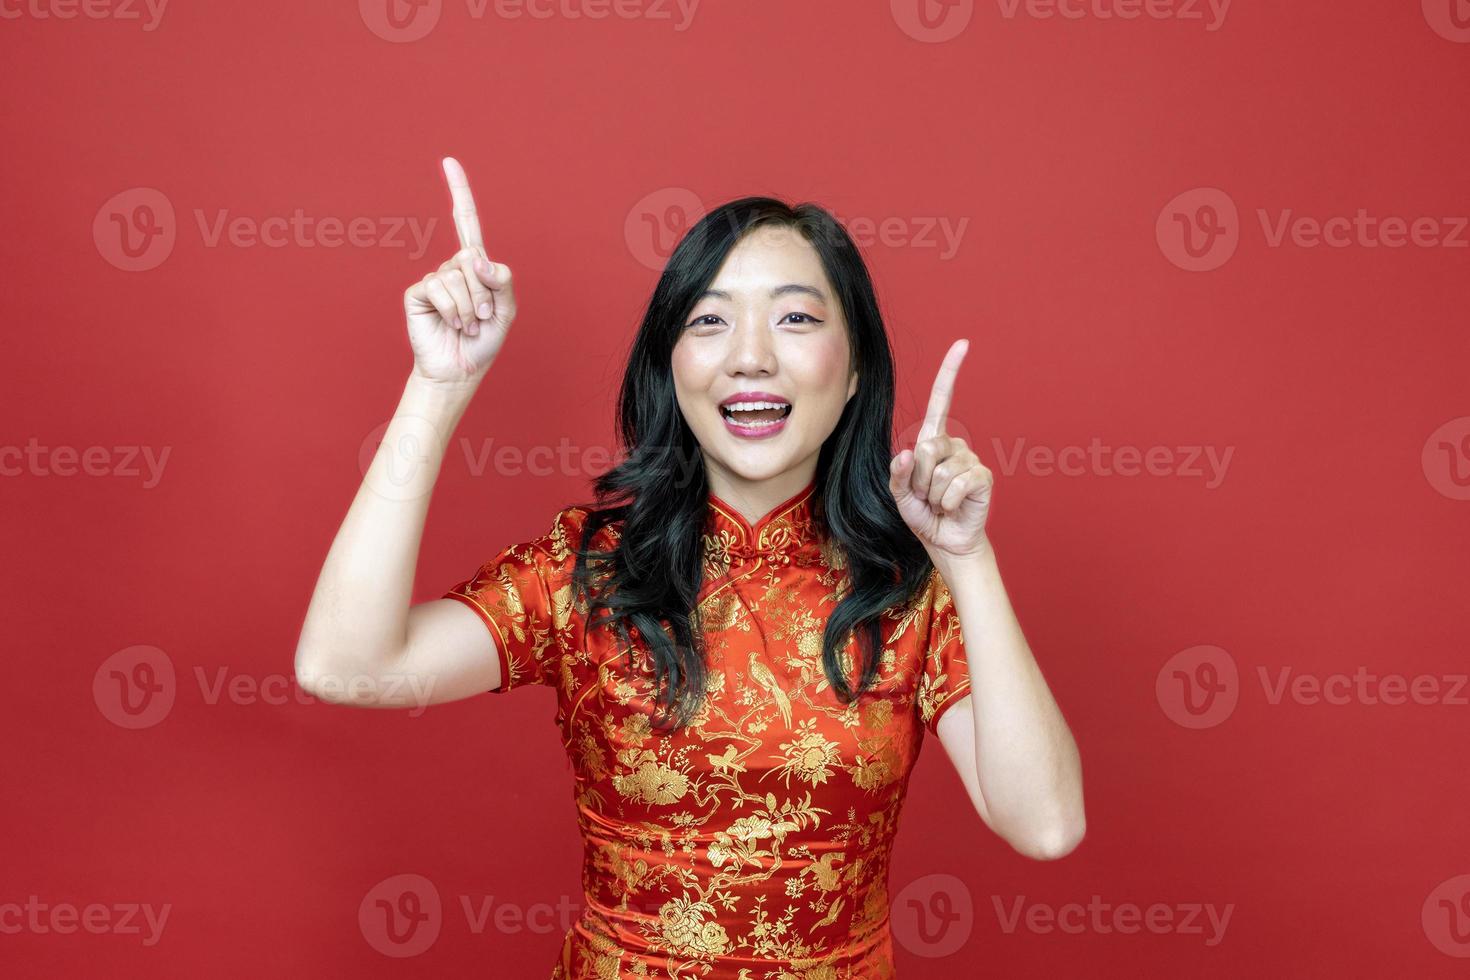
770, 719, 841, 788
443, 479, 973, 978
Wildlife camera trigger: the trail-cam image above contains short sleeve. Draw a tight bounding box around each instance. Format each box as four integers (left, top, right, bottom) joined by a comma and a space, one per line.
442, 507, 587, 695
916, 568, 973, 736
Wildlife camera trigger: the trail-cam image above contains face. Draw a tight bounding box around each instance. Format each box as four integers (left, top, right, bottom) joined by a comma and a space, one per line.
671, 225, 859, 502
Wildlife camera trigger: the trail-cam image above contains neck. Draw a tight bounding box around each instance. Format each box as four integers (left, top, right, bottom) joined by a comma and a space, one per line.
704, 462, 818, 528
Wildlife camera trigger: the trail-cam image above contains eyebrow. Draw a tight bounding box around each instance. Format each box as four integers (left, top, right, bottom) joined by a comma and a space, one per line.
696, 284, 828, 303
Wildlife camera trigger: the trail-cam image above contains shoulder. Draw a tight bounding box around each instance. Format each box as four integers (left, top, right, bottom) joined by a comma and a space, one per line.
522, 503, 620, 562
872, 566, 944, 650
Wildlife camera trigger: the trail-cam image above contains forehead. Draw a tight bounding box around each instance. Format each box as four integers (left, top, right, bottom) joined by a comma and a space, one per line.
703, 225, 830, 295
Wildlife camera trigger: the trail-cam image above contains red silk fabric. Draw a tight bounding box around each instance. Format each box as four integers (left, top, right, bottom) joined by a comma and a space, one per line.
445, 478, 972, 978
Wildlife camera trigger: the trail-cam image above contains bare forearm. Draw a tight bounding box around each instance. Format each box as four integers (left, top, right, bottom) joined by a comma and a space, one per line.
294, 371, 479, 677
934, 546, 1084, 851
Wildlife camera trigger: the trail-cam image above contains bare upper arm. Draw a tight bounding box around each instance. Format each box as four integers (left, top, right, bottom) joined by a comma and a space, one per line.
934, 694, 995, 829
393, 598, 504, 706
300, 598, 502, 709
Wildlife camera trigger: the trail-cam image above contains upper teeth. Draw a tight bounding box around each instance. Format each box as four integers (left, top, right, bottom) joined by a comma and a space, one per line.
723, 401, 788, 412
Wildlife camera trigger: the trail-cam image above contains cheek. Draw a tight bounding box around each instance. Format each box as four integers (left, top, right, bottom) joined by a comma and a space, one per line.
794, 334, 853, 396
670, 341, 703, 395
670, 342, 720, 421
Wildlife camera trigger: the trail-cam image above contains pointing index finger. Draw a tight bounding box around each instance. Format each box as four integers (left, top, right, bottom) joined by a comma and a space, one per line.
918, 339, 968, 442
441, 156, 485, 253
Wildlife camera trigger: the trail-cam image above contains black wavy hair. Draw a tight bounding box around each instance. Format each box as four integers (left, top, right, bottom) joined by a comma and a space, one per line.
566, 196, 935, 731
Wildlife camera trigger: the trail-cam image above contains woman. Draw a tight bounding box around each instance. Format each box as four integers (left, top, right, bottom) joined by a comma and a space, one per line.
295, 158, 1085, 978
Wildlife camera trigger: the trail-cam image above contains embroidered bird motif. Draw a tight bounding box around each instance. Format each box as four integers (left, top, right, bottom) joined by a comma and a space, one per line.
705, 744, 747, 774
814, 895, 846, 927
747, 650, 792, 729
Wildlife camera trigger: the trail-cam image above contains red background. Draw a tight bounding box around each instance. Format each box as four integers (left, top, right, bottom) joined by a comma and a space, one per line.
3, 0, 1468, 975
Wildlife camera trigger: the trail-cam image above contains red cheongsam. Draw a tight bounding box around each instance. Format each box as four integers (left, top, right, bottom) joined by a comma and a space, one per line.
443, 477, 973, 979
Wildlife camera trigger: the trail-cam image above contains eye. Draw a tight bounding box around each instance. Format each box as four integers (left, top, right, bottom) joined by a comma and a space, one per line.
782, 312, 823, 325
686, 314, 723, 329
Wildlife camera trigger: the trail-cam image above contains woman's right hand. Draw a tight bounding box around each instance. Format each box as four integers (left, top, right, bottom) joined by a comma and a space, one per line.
404, 157, 517, 385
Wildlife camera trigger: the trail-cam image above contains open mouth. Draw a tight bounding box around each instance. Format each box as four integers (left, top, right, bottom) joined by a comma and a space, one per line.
719, 401, 793, 429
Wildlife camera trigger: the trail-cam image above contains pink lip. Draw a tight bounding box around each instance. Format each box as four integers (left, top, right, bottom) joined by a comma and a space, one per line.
717, 391, 791, 440
718, 390, 790, 407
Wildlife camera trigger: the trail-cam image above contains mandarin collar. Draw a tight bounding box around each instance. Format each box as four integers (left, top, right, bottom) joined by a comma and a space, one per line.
704, 478, 819, 567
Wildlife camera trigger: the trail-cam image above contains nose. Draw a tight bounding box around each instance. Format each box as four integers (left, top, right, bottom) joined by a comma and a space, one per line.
724, 316, 777, 376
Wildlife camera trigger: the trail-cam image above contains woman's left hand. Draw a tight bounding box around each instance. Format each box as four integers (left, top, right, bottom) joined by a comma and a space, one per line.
889, 339, 994, 561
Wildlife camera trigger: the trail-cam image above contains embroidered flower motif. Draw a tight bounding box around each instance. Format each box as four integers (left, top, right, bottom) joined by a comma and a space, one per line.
657, 897, 730, 960
614, 761, 690, 805
772, 719, 841, 788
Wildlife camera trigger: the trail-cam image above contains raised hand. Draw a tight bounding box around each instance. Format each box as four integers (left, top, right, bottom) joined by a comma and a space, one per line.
888, 339, 993, 560
404, 157, 518, 384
